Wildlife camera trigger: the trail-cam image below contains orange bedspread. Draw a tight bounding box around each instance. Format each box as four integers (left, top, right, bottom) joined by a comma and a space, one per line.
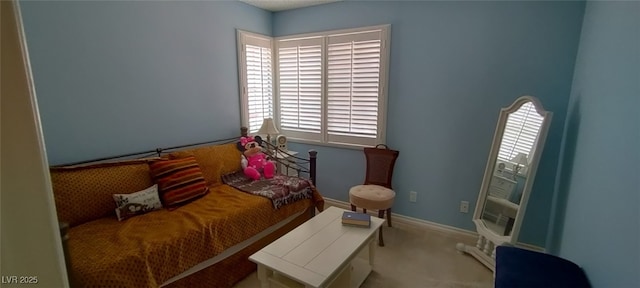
67, 184, 323, 287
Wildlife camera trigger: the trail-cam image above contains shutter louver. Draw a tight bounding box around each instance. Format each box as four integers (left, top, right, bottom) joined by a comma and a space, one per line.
497, 102, 545, 163
327, 35, 381, 139
245, 44, 273, 133
278, 39, 322, 134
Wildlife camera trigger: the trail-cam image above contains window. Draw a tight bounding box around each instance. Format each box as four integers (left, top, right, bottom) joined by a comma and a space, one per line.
326, 30, 385, 145
277, 37, 323, 140
497, 102, 545, 165
237, 31, 273, 133
237, 25, 390, 147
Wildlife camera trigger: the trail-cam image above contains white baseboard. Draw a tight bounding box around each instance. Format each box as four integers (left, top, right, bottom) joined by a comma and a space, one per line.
323, 197, 545, 252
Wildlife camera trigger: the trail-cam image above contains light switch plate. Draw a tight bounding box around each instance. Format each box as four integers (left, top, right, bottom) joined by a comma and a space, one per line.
409, 191, 417, 202
460, 201, 469, 213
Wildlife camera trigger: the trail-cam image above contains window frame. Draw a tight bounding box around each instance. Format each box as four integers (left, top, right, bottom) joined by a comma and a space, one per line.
237, 25, 391, 149
236, 30, 274, 134
275, 36, 325, 143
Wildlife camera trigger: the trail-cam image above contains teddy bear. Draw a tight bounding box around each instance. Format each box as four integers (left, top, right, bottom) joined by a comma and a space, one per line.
236, 135, 276, 180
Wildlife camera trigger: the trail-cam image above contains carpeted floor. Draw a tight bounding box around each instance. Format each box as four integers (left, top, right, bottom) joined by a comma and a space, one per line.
234, 217, 494, 288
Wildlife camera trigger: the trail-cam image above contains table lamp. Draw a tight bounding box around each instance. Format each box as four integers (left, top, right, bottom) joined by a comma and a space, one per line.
510, 152, 528, 178
257, 118, 279, 149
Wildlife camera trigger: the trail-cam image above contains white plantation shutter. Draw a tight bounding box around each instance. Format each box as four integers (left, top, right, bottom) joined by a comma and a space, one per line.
238, 31, 273, 133
277, 37, 323, 140
246, 45, 273, 133
497, 102, 545, 163
327, 30, 383, 145
238, 26, 390, 147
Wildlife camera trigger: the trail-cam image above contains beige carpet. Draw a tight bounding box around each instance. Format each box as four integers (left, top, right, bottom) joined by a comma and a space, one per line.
234, 218, 494, 288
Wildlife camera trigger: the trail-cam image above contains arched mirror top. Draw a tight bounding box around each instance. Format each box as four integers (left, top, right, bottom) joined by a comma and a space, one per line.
500, 95, 550, 117
494, 96, 550, 178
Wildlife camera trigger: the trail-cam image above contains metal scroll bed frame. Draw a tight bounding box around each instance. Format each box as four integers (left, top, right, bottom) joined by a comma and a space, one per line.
56, 127, 317, 185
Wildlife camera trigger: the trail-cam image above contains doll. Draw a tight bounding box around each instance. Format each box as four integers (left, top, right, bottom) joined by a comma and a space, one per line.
236, 135, 275, 180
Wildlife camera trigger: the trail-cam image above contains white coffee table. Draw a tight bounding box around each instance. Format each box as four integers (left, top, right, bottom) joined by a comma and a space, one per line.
249, 206, 385, 288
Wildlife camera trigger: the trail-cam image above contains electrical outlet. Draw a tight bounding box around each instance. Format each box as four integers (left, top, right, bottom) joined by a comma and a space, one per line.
409, 191, 417, 203
460, 201, 469, 213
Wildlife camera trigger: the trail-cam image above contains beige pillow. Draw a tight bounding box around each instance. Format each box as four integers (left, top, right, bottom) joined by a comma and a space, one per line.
113, 184, 163, 221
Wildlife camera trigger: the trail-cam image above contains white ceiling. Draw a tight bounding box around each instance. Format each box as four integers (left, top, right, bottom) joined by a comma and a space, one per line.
239, 0, 342, 12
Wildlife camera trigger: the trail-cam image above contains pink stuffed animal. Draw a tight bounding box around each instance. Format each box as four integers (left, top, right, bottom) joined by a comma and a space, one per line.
236, 135, 275, 180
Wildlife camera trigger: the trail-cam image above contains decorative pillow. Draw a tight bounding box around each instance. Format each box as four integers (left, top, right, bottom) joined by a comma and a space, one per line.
149, 156, 209, 208
113, 184, 163, 221
167, 143, 242, 185
50, 159, 155, 227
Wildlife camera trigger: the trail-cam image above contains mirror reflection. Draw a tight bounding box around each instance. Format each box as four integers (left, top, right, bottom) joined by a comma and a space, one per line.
481, 101, 545, 236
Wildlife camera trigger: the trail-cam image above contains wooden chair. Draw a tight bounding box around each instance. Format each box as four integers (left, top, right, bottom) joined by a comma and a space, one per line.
349, 144, 399, 246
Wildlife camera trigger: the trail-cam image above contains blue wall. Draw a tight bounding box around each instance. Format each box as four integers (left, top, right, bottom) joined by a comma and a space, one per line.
20, 1, 588, 248
276, 1, 584, 247
19, 1, 271, 165
551, 1, 639, 287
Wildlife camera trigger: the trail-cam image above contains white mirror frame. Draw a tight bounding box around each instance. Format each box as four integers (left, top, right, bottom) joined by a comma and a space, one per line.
456, 95, 552, 271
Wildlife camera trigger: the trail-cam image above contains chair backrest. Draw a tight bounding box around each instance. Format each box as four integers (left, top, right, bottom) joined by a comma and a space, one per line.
363, 144, 399, 189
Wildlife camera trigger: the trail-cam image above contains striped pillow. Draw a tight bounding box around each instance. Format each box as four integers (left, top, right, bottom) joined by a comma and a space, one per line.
149, 156, 208, 208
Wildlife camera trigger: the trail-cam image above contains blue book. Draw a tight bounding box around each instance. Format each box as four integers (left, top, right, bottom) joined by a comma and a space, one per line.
342, 211, 371, 227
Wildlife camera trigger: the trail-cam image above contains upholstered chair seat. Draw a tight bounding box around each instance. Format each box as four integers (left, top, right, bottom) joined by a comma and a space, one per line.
349, 185, 396, 210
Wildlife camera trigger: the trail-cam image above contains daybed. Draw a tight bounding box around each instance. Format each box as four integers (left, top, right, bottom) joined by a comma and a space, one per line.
51, 136, 323, 288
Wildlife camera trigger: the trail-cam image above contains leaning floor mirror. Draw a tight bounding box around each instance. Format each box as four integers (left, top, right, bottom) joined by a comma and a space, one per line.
457, 95, 552, 271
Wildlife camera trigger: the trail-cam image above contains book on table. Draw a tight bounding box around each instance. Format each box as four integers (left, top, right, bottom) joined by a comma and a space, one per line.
341, 211, 371, 227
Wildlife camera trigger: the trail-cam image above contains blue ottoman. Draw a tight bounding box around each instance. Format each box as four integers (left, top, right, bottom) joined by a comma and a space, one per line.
495, 246, 591, 288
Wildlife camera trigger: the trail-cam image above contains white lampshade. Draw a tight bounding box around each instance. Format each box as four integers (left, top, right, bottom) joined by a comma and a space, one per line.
511, 152, 529, 166
257, 118, 279, 136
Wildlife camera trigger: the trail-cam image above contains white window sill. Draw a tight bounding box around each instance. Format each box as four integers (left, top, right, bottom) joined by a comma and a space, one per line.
287, 138, 381, 151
